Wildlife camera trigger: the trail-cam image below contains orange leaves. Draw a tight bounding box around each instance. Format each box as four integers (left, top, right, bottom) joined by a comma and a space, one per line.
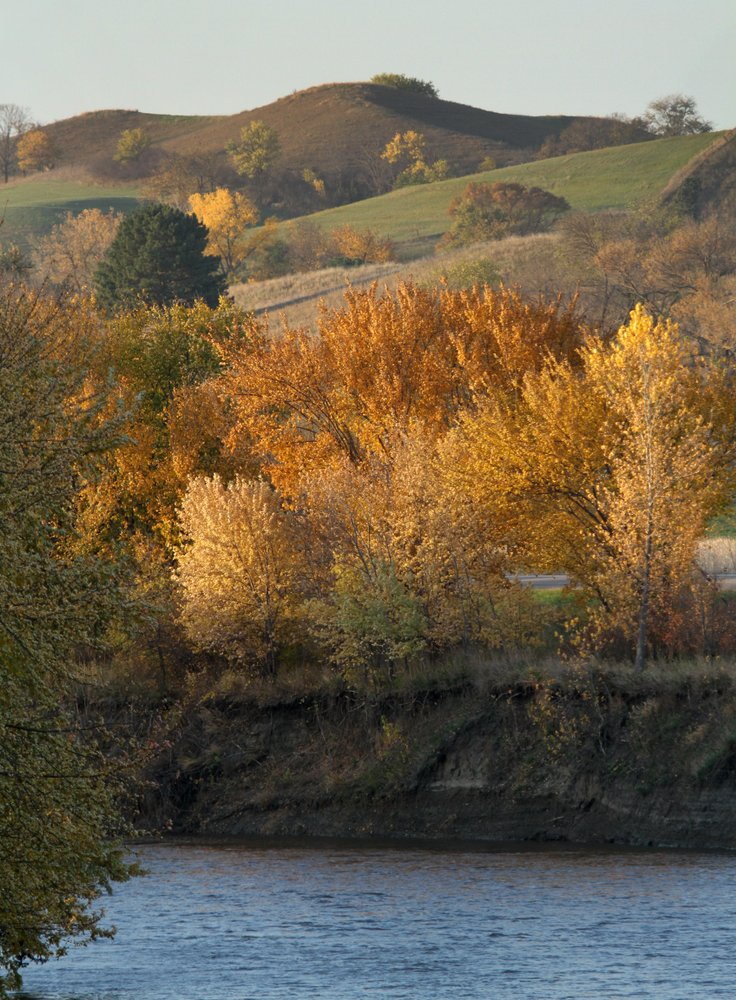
218, 281, 584, 496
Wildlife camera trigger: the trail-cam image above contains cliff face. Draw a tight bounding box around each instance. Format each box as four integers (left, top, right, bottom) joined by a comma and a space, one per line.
141, 668, 736, 849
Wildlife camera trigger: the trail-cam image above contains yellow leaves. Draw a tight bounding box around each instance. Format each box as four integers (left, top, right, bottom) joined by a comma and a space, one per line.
16, 128, 55, 173
189, 188, 259, 278
177, 477, 308, 671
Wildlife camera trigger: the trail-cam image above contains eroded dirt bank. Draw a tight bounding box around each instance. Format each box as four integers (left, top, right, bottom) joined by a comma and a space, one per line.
139, 667, 736, 849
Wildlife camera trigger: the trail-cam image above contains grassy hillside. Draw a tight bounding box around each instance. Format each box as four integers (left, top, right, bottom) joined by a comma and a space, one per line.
0, 176, 141, 244
292, 131, 724, 258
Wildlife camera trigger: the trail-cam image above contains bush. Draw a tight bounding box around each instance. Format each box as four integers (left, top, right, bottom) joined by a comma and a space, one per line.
441, 181, 570, 247
370, 74, 439, 98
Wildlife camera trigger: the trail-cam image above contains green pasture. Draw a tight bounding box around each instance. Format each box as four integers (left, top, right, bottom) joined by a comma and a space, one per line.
0, 179, 141, 245
290, 132, 723, 257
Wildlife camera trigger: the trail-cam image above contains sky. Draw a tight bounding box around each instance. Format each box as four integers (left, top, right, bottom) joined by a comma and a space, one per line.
3, 0, 735, 129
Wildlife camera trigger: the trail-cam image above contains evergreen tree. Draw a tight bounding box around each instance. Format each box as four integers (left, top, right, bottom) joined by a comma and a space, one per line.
94, 203, 226, 313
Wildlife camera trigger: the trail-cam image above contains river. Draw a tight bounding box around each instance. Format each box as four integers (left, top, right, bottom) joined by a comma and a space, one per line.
17, 838, 736, 999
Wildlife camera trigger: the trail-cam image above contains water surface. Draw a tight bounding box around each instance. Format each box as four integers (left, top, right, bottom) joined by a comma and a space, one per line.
18, 838, 736, 999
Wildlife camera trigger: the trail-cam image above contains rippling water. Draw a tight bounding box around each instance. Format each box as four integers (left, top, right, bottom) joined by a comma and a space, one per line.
17, 838, 736, 999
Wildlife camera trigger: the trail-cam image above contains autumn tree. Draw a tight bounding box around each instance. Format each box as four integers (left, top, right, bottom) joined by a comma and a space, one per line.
441, 181, 570, 247
176, 477, 308, 673
78, 299, 248, 555
32, 208, 122, 294
448, 305, 736, 665
640, 94, 712, 137
381, 130, 449, 187
188, 187, 259, 279
0, 103, 32, 182
0, 288, 137, 995
216, 281, 584, 498
226, 120, 280, 180
330, 225, 395, 265
114, 126, 151, 162
16, 128, 56, 173
94, 203, 226, 312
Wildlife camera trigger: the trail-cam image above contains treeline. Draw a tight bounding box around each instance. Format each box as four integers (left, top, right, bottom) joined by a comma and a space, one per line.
10, 280, 730, 686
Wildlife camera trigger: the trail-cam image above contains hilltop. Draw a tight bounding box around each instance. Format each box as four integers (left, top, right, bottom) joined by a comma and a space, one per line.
41, 82, 602, 178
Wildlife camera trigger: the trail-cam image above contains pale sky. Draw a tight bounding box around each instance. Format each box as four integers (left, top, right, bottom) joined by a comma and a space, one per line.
4, 0, 735, 129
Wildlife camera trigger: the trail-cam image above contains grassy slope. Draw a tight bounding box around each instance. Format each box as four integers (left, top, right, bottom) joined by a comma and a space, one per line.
293, 132, 723, 257
0, 177, 141, 245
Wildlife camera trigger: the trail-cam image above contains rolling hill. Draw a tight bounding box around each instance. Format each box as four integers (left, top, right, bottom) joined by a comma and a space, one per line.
0, 82, 640, 246
280, 131, 726, 258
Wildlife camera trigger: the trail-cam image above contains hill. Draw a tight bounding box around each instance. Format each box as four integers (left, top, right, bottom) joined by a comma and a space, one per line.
40, 83, 602, 177
282, 131, 725, 258
0, 83, 633, 246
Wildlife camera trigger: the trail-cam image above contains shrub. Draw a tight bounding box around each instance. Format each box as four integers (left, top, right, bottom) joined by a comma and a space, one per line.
370, 74, 439, 99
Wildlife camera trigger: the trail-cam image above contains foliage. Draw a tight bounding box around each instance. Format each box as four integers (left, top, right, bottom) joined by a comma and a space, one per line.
370, 74, 439, 98
16, 128, 56, 173
177, 477, 308, 673
0, 103, 32, 183
94, 203, 226, 312
0, 242, 32, 280
330, 224, 395, 265
441, 181, 570, 247
448, 305, 736, 664
640, 94, 712, 137
189, 187, 259, 279
143, 152, 223, 211
226, 120, 280, 180
32, 208, 122, 294
537, 117, 651, 158
0, 288, 137, 996
381, 130, 450, 187
114, 127, 151, 163
78, 299, 250, 554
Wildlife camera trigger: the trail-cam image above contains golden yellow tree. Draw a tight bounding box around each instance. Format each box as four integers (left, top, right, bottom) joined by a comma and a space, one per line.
176, 477, 307, 673
449, 305, 736, 665
189, 187, 259, 278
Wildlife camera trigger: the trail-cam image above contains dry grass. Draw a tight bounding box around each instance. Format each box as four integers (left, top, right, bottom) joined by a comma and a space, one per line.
229, 232, 562, 330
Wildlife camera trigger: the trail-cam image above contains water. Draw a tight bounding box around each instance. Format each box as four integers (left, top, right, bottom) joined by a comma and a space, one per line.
17, 838, 736, 999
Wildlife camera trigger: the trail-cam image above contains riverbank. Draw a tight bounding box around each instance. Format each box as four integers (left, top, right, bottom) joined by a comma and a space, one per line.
131, 656, 736, 850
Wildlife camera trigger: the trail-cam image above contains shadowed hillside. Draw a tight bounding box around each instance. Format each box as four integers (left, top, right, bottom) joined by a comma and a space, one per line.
41, 82, 612, 180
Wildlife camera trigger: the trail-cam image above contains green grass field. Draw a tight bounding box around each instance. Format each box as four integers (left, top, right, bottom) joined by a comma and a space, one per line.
290, 132, 723, 257
0, 179, 141, 245
0, 130, 722, 255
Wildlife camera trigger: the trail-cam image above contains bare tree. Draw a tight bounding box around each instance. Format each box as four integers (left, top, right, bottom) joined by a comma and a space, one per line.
0, 103, 33, 183
640, 94, 712, 137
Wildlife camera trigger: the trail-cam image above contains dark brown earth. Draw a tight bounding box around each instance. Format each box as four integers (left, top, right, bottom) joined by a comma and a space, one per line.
139, 668, 736, 850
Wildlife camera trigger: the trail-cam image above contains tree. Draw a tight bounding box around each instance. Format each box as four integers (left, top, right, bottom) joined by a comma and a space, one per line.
16, 128, 56, 173
441, 181, 570, 247
114, 127, 151, 163
226, 120, 280, 180
0, 288, 137, 996
370, 73, 439, 98
381, 130, 449, 187
94, 203, 226, 312
176, 477, 307, 674
640, 94, 712, 137
448, 305, 735, 665
0, 103, 32, 183
188, 187, 259, 278
32, 208, 122, 294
